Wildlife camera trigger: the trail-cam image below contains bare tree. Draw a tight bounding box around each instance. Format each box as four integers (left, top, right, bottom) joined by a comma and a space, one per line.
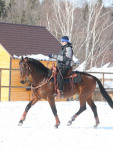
82, 0, 113, 70
46, 0, 76, 40
46, 0, 86, 61
0, 0, 5, 17
1, 0, 40, 25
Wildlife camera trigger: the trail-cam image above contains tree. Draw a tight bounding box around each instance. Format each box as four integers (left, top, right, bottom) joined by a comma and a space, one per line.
80, 0, 113, 70
23, 0, 40, 25
0, 0, 5, 17
1, 0, 41, 25
40, 0, 54, 26
46, 0, 85, 58
47, 0, 76, 41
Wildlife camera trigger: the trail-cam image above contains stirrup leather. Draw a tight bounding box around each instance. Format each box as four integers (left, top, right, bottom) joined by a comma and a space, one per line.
56, 90, 64, 99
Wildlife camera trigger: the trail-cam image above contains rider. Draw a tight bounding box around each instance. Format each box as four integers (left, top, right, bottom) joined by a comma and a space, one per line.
48, 36, 73, 98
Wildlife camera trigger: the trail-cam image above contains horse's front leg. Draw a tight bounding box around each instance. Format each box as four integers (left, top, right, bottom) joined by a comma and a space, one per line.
48, 97, 60, 128
18, 98, 39, 126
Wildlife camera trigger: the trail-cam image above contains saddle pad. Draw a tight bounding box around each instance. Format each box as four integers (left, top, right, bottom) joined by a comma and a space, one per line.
50, 72, 82, 84
64, 73, 82, 84
74, 73, 82, 83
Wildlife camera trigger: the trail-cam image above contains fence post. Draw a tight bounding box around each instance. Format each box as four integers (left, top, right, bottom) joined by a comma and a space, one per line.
102, 73, 104, 87
9, 58, 12, 101
0, 69, 1, 102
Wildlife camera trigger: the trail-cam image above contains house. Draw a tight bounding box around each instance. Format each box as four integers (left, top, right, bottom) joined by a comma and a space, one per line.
0, 22, 61, 102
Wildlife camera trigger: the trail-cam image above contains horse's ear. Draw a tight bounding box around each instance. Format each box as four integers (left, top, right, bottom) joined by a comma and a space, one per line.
19, 56, 24, 65
24, 57, 28, 62
21, 56, 24, 61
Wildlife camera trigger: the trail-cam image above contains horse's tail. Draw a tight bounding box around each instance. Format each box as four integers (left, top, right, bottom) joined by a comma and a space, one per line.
77, 71, 113, 109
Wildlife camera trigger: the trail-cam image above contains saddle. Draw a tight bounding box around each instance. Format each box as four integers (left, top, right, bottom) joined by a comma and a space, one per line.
51, 64, 82, 91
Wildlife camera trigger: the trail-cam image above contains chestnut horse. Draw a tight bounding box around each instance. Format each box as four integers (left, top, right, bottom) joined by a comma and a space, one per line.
18, 57, 113, 128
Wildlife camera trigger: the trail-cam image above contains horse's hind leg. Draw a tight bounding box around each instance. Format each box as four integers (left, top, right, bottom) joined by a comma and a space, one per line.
18, 97, 39, 126
67, 98, 87, 126
87, 97, 100, 128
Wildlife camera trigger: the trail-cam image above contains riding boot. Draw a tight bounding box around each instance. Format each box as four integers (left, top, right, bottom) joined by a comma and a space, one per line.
56, 90, 64, 99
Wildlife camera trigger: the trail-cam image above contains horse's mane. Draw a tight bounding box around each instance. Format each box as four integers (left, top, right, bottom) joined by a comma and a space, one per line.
27, 57, 50, 77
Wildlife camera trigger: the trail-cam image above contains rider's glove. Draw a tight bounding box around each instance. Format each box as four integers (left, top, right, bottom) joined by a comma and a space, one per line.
48, 54, 57, 59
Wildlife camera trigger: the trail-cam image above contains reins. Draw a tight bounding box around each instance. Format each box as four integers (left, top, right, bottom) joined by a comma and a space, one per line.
31, 75, 53, 91
30, 75, 53, 99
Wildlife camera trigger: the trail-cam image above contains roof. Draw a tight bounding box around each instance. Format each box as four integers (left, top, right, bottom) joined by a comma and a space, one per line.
0, 22, 61, 57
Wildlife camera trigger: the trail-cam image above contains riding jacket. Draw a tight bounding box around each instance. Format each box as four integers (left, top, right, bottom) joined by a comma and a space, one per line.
55, 43, 73, 68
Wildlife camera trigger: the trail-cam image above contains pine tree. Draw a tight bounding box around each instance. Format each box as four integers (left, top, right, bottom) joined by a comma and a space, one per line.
0, 0, 5, 17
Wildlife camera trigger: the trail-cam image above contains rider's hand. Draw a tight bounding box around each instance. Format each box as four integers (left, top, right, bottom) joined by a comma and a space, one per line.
48, 54, 54, 58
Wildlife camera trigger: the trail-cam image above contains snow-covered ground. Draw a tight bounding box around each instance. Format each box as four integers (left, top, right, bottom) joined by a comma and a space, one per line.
0, 101, 113, 150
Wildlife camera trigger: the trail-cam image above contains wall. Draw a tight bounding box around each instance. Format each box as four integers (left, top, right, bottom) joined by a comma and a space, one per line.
10, 59, 30, 101
0, 44, 10, 102
0, 49, 67, 102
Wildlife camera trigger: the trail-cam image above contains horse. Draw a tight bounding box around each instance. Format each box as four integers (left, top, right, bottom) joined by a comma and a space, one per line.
18, 56, 113, 128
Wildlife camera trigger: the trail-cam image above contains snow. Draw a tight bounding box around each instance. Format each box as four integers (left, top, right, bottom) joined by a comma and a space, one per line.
72, 55, 80, 64
76, 61, 86, 71
76, 62, 113, 74
0, 101, 113, 150
75, 61, 113, 88
13, 54, 50, 61
13, 54, 80, 63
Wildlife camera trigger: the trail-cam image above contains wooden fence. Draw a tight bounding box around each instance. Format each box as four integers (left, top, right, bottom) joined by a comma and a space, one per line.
0, 68, 113, 101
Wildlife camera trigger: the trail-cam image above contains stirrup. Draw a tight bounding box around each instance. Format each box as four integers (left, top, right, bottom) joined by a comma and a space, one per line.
56, 90, 64, 99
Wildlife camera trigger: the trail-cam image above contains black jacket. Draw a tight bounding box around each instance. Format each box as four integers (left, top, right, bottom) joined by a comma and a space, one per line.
57, 43, 73, 68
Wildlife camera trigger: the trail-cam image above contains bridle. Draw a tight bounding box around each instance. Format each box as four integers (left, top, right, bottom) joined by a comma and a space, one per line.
20, 61, 31, 83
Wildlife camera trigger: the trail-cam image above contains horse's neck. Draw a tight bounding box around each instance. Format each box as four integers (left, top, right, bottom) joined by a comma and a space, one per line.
31, 71, 47, 85
29, 63, 48, 85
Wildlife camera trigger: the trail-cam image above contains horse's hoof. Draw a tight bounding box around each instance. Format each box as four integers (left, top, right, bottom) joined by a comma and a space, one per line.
93, 122, 100, 128
93, 124, 98, 128
18, 120, 23, 126
54, 123, 60, 128
93, 119, 100, 128
93, 123, 99, 128
67, 120, 72, 126
54, 125, 58, 128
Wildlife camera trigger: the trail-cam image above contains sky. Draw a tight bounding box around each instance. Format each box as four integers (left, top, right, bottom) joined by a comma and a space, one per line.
103, 0, 113, 6
40, 0, 113, 7
75, 0, 113, 7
